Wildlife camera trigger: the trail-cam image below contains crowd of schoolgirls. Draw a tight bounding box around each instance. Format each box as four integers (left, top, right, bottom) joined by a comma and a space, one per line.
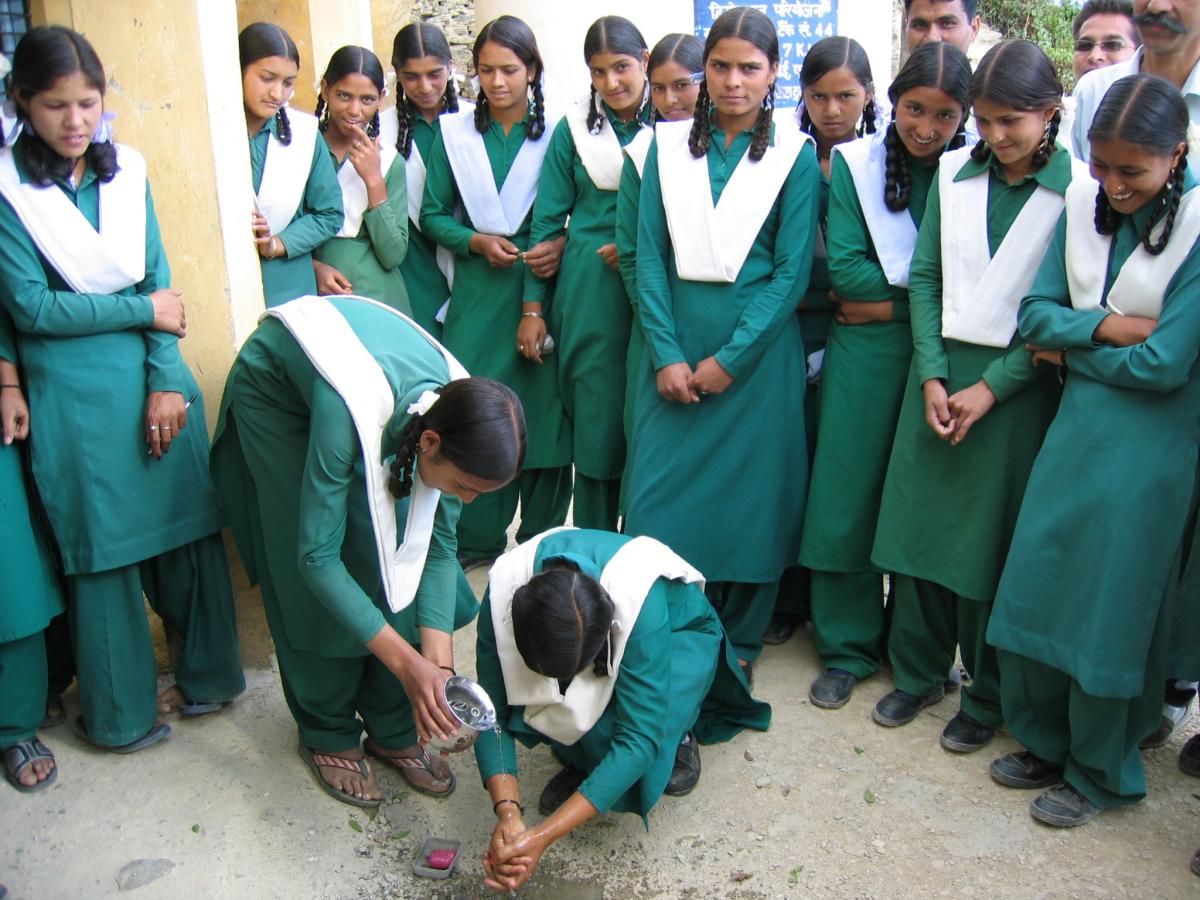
2, 0, 1200, 887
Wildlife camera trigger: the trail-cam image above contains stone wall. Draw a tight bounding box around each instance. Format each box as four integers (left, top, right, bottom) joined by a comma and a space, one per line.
413, 0, 475, 93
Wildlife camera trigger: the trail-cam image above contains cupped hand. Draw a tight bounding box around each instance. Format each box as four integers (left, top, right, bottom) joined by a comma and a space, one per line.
483, 814, 530, 891
488, 829, 548, 892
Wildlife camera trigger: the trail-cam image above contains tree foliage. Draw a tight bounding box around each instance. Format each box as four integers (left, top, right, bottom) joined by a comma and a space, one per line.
980, 0, 1082, 90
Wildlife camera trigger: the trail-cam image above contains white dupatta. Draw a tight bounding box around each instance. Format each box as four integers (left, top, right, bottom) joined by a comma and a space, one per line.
565, 94, 646, 190
255, 108, 321, 236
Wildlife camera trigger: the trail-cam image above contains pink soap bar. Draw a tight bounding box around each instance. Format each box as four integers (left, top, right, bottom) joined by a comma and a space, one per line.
427, 849, 456, 870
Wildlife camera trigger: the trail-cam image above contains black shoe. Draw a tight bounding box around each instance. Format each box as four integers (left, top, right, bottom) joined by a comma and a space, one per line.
762, 615, 799, 646
538, 765, 586, 816
989, 750, 1063, 789
1190, 848, 1200, 877
1030, 783, 1101, 828
809, 669, 858, 709
1179, 734, 1200, 777
872, 687, 944, 727
664, 732, 701, 797
939, 710, 995, 753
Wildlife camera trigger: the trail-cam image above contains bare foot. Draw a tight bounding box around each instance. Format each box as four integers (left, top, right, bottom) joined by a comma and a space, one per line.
17, 754, 55, 788
156, 685, 186, 722
364, 739, 454, 795
311, 750, 384, 803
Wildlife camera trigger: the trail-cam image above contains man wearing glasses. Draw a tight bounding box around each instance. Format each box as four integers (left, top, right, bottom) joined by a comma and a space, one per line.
1073, 0, 1140, 80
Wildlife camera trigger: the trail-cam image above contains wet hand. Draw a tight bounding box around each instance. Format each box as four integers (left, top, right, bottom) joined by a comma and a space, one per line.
922, 379, 955, 440
490, 829, 546, 891
314, 260, 353, 295
656, 362, 699, 403
145, 390, 188, 459
947, 380, 996, 446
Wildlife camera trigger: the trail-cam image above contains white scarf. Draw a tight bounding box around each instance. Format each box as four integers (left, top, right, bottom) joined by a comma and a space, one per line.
1065, 174, 1200, 320
565, 94, 645, 191
439, 108, 553, 236
335, 143, 400, 237
0, 142, 147, 294
489, 529, 705, 746
832, 130, 918, 288
939, 145, 1084, 348
402, 131, 457, 290
255, 108, 321, 236
656, 118, 808, 283
263, 295, 469, 615
624, 126, 653, 179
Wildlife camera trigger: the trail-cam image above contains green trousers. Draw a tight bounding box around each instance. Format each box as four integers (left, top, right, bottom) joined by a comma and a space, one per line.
66, 533, 245, 747
0, 631, 47, 746
810, 569, 887, 679
456, 465, 571, 556
888, 575, 1001, 728
706, 580, 779, 663
998, 650, 1162, 808
572, 474, 620, 533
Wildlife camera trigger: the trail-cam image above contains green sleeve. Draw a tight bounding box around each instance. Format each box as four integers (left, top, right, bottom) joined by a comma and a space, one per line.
524, 119, 575, 306
0, 307, 17, 362
412, 492, 462, 634
361, 154, 409, 273
140, 184, 185, 394
635, 140, 687, 370
1017, 213, 1109, 349
472, 594, 520, 783
295, 380, 388, 645
0, 195, 154, 336
278, 133, 344, 257
615, 156, 641, 306
713, 143, 821, 380
825, 154, 898, 302
907, 179, 949, 384
577, 581, 672, 814
419, 132, 475, 257
979, 335, 1047, 403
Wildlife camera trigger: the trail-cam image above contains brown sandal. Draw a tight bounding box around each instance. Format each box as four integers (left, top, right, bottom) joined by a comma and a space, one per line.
364, 738, 456, 798
297, 745, 381, 808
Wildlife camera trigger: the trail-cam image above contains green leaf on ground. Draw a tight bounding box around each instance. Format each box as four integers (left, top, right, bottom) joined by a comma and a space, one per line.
863, 788, 877, 804
348, 817, 364, 833
391, 791, 410, 803
788, 866, 804, 885
390, 830, 411, 841
191, 824, 200, 834
853, 746, 864, 755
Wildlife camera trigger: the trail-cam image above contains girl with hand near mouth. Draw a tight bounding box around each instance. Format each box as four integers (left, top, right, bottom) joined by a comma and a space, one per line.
241, 22, 342, 307
525, 16, 653, 533
420, 16, 571, 569
802, 42, 971, 712
312, 46, 410, 312
870, 40, 1085, 753
988, 74, 1200, 828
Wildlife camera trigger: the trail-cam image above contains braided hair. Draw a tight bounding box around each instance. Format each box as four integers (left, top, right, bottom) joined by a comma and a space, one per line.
647, 33, 704, 123
315, 45, 385, 140
391, 23, 460, 159
7, 26, 118, 184
512, 559, 616, 680
239, 22, 301, 146
883, 42, 971, 212
472, 16, 547, 140
969, 40, 1062, 171
688, 7, 779, 163
583, 16, 649, 134
797, 36, 876, 141
387, 377, 526, 500
1088, 73, 1190, 254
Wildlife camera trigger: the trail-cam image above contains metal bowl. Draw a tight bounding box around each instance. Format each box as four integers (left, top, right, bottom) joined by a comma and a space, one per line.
426, 675, 497, 754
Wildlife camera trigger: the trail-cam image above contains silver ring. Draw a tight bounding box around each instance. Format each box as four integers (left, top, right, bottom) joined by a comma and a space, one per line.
162, 425, 172, 431
149, 425, 159, 431
517, 344, 524, 351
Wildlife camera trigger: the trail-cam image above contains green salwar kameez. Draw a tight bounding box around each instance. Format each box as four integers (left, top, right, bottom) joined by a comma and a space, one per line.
988, 182, 1200, 807
871, 149, 1071, 727
399, 115, 452, 337
474, 529, 769, 819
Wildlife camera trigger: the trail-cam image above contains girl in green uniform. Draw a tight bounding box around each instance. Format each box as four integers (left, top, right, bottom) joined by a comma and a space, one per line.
421, 16, 570, 567
870, 40, 1079, 752
802, 43, 971, 709
525, 16, 652, 532
1, 311, 64, 792
242, 23, 342, 307
987, 75, 1200, 827
210, 295, 525, 807
311, 46, 409, 313
475, 528, 769, 892
0, 26, 245, 753
623, 7, 821, 676
389, 22, 465, 337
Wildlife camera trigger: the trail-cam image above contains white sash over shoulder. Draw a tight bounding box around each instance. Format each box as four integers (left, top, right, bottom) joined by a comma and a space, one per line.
336, 144, 400, 238
1065, 175, 1200, 320
656, 119, 808, 283
0, 143, 147, 294
939, 145, 1083, 348
624, 127, 654, 179
256, 108, 320, 236
440, 108, 553, 236
832, 130, 918, 288
264, 295, 469, 615
489, 530, 705, 746
565, 95, 644, 191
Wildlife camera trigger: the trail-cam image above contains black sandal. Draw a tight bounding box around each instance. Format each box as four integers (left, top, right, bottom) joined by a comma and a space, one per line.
4, 738, 57, 793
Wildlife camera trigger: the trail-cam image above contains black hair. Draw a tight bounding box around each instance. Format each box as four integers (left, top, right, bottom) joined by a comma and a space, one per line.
239, 22, 300, 146
1073, 0, 1140, 43
388, 377, 526, 499
315, 45, 385, 140
883, 42, 971, 211
583, 16, 649, 134
7, 26, 118, 185
391, 23, 460, 159
969, 40, 1062, 171
797, 36, 877, 140
472, 16, 546, 140
689, 7, 778, 163
904, 0, 979, 17
648, 33, 704, 123
512, 559, 615, 680
1088, 73, 1189, 255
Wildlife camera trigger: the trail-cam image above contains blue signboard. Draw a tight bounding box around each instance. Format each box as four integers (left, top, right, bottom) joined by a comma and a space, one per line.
694, 1, 839, 109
